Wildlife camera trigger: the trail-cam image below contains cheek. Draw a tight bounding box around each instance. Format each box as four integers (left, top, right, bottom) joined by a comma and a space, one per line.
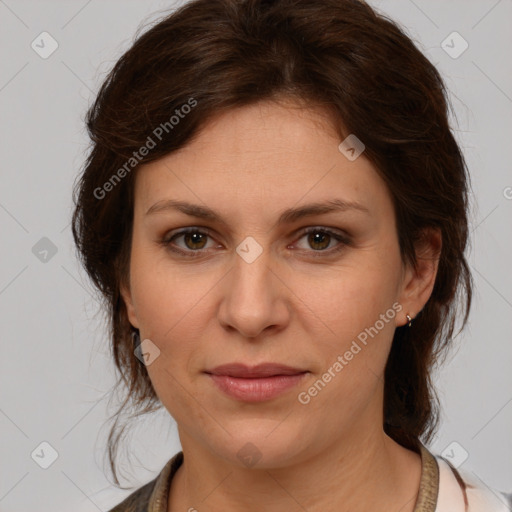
298, 284, 399, 424
299, 254, 401, 383
304, 254, 400, 329
129, 238, 198, 335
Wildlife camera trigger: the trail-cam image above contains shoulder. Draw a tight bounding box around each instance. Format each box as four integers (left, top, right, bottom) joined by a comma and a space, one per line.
107, 478, 157, 512
435, 455, 512, 512
107, 452, 183, 512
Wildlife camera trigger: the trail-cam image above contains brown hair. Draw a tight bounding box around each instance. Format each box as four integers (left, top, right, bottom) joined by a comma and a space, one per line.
72, 0, 472, 486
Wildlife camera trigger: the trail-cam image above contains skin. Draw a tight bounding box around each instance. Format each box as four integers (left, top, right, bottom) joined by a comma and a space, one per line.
121, 99, 441, 512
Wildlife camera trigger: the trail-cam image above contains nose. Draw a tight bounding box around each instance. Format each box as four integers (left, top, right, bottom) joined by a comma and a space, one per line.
217, 245, 291, 339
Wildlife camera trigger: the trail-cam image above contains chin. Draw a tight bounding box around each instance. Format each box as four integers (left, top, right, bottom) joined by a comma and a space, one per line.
210, 428, 312, 470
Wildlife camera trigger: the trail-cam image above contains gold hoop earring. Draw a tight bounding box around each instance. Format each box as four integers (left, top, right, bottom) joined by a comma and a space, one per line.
405, 314, 413, 328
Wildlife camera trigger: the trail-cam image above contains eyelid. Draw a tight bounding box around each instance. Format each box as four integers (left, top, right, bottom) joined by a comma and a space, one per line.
293, 225, 350, 241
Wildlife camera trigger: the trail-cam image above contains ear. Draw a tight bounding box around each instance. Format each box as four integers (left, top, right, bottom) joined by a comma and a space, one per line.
396, 227, 442, 327
120, 280, 140, 329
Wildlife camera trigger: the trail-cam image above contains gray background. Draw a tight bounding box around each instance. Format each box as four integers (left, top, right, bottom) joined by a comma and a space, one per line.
0, 0, 511, 510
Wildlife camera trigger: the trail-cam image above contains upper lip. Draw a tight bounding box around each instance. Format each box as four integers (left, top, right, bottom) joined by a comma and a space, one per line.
206, 363, 307, 378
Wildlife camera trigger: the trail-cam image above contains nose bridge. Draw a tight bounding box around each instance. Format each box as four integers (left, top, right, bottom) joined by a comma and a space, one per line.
218, 238, 288, 337
231, 240, 274, 310
235, 247, 271, 295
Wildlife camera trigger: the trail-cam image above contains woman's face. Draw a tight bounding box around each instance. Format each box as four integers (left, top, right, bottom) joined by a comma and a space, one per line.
122, 100, 434, 468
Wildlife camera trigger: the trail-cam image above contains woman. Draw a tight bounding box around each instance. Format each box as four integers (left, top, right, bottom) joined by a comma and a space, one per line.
72, 0, 511, 510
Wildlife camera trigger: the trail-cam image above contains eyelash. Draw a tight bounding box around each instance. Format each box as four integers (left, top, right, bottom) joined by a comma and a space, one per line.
159, 227, 351, 259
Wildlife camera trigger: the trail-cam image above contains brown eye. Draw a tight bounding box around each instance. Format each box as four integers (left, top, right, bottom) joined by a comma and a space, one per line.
161, 228, 218, 257
307, 231, 331, 251
182, 231, 208, 250
293, 227, 351, 257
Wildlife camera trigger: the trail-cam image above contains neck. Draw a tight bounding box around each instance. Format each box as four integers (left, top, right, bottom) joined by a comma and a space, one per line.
168, 421, 422, 512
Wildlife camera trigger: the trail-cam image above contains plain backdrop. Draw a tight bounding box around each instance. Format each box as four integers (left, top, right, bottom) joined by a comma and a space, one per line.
1, 0, 511, 510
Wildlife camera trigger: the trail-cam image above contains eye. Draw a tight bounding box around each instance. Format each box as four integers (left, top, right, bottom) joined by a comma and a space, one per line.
292, 227, 350, 256
161, 228, 220, 257
160, 226, 351, 258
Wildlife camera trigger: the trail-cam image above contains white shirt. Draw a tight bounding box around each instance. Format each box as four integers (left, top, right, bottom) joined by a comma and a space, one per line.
435, 455, 511, 511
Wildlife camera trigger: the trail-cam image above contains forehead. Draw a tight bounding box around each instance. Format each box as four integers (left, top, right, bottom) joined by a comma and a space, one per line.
134, 101, 392, 222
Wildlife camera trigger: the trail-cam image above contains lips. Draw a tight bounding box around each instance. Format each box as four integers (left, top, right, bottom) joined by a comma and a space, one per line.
205, 363, 306, 378
205, 363, 308, 402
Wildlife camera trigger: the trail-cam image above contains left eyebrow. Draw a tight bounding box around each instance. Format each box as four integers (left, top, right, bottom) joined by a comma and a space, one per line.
277, 199, 370, 224
145, 198, 369, 224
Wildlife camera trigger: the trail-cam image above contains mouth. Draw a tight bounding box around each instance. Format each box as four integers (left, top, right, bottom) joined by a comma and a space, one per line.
205, 363, 308, 402
206, 362, 307, 378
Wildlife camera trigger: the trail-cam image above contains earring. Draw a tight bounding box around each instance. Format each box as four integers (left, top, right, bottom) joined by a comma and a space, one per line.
131, 328, 141, 347
405, 314, 413, 328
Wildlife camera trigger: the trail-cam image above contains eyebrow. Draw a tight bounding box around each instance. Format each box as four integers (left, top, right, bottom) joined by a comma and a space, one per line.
145, 198, 369, 225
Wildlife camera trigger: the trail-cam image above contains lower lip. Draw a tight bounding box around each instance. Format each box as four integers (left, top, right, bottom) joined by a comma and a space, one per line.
208, 373, 307, 402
